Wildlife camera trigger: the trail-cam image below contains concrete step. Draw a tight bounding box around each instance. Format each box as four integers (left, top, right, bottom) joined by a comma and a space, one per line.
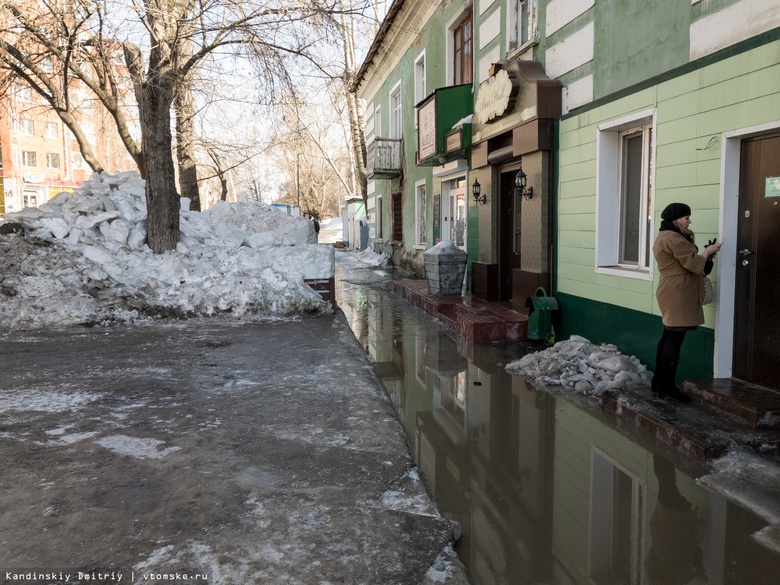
682, 378, 780, 428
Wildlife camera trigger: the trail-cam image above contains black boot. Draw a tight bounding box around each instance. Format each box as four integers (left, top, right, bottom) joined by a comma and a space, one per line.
658, 358, 691, 403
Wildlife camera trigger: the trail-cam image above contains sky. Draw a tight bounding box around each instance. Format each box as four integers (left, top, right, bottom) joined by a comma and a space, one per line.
0, 171, 339, 331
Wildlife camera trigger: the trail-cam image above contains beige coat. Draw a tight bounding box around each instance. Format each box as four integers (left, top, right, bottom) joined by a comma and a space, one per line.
653, 230, 707, 327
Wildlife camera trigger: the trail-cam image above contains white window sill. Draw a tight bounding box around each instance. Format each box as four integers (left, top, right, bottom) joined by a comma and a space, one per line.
595, 266, 653, 281
506, 38, 538, 61
413, 244, 427, 250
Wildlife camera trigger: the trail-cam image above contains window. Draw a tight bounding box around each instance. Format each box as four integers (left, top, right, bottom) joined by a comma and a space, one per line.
376, 195, 383, 240
390, 83, 402, 139
46, 153, 60, 168
20, 119, 34, 136
374, 104, 382, 137
45, 122, 58, 139
509, 0, 538, 53
596, 110, 656, 278
18, 86, 32, 101
453, 13, 473, 85
22, 150, 37, 166
72, 152, 87, 169
589, 449, 646, 585
392, 192, 403, 242
81, 122, 96, 143
414, 51, 427, 104
415, 181, 427, 246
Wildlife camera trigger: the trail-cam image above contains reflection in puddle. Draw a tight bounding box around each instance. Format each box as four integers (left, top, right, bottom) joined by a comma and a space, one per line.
335, 255, 780, 585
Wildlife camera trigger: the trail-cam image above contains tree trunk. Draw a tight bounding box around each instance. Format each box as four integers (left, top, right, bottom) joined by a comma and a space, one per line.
139, 77, 179, 253
174, 85, 201, 211
345, 88, 368, 203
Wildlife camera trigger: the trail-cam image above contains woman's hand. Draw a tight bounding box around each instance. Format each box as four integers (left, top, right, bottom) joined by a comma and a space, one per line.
703, 242, 722, 259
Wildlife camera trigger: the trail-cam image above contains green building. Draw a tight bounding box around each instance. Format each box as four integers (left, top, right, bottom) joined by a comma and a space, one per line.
354, 0, 780, 386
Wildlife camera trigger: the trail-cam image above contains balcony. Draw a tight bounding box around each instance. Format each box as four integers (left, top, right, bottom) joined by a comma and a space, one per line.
366, 137, 402, 179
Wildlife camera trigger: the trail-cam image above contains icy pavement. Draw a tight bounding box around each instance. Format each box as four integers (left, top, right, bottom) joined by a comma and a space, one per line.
0, 315, 468, 584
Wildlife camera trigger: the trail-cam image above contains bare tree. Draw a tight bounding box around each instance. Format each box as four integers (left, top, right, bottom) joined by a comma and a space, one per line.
0, 1, 144, 174
1, 0, 373, 252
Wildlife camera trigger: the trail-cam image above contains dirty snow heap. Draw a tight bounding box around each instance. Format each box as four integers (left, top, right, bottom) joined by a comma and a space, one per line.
0, 172, 334, 330
506, 335, 654, 396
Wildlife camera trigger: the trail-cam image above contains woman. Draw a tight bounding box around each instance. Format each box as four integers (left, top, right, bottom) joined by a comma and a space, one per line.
652, 203, 722, 402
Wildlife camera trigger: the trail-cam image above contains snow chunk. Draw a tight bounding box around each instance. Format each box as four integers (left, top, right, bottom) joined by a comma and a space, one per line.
1, 171, 333, 330
505, 335, 652, 396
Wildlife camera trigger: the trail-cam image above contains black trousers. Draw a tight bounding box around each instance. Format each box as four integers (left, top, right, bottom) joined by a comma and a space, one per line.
652, 327, 690, 394
655, 328, 688, 367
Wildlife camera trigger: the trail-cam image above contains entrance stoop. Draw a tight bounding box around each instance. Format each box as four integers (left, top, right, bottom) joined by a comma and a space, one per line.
387, 279, 528, 343
681, 378, 780, 428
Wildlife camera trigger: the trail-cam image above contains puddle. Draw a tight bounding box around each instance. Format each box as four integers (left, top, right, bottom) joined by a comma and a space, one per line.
335, 251, 780, 585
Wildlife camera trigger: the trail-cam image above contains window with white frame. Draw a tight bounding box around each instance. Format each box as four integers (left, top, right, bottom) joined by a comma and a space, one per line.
18, 86, 32, 101
589, 448, 646, 585
414, 51, 427, 104
72, 152, 87, 169
20, 119, 34, 136
415, 181, 427, 246
45, 121, 58, 139
596, 111, 655, 277
390, 83, 402, 139
508, 0, 538, 53
452, 12, 473, 85
81, 122, 96, 144
374, 104, 382, 137
376, 194, 383, 240
46, 153, 60, 168
22, 150, 37, 166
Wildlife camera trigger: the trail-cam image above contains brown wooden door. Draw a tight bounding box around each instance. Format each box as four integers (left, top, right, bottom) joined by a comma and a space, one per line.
733, 133, 780, 388
499, 171, 522, 301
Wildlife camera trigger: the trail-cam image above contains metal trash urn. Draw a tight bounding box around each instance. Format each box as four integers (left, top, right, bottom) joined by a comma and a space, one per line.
424, 241, 468, 295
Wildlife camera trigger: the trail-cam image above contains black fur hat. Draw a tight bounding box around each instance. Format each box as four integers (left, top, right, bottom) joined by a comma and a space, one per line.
661, 202, 692, 221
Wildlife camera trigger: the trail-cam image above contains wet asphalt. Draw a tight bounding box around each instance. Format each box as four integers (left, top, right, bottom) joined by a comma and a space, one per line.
0, 314, 468, 585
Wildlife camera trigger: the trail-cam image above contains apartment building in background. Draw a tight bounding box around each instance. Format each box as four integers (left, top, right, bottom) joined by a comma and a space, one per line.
0, 83, 137, 218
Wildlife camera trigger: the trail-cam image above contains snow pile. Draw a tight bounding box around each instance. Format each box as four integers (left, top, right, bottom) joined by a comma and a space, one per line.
506, 335, 653, 396
0, 171, 334, 330
351, 247, 391, 266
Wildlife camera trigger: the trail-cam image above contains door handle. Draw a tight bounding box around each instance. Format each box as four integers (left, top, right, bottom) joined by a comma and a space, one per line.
739, 249, 753, 256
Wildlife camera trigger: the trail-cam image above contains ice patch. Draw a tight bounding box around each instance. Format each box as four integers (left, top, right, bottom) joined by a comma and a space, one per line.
95, 435, 181, 459
0, 388, 103, 413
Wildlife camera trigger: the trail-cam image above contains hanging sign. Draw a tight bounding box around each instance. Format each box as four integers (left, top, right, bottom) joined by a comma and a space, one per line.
474, 68, 519, 124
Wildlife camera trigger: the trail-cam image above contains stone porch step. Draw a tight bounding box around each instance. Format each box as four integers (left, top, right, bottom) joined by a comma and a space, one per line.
386, 280, 528, 343
681, 378, 780, 428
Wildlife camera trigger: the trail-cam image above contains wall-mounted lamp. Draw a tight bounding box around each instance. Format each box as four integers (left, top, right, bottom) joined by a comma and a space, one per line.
515, 168, 533, 200
472, 179, 486, 205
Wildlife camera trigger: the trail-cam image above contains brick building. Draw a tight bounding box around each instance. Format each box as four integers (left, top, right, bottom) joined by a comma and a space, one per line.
0, 83, 138, 218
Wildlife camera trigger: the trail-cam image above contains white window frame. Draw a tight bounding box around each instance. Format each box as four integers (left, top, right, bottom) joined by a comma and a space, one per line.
415, 180, 427, 248
389, 81, 402, 140
508, 0, 538, 55
45, 121, 58, 139
595, 109, 656, 280
588, 448, 647, 585
46, 152, 60, 169
374, 104, 382, 138
20, 119, 34, 136
17, 86, 32, 101
414, 50, 427, 105
448, 10, 473, 86
376, 194, 384, 241
22, 150, 37, 167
